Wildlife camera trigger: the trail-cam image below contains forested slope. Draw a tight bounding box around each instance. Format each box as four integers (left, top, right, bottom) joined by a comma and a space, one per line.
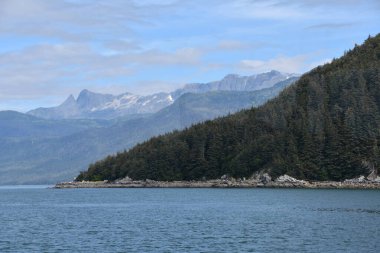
78, 34, 380, 182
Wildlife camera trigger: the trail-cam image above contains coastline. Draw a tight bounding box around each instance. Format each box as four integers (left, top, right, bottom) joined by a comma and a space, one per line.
54, 176, 380, 189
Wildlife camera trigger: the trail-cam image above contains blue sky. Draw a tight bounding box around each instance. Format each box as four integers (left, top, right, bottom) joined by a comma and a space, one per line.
0, 0, 379, 111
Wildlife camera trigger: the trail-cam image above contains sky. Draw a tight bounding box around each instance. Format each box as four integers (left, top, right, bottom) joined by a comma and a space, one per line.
0, 0, 379, 112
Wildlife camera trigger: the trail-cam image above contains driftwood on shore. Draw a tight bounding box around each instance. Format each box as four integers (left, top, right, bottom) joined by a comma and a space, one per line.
55, 174, 380, 189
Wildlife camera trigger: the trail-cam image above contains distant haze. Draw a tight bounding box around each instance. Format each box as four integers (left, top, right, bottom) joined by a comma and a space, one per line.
0, 72, 298, 184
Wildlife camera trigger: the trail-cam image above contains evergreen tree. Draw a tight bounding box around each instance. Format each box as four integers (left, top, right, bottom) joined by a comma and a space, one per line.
77, 34, 380, 182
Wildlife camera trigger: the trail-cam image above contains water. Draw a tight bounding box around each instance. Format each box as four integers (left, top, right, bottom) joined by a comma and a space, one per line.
0, 187, 379, 253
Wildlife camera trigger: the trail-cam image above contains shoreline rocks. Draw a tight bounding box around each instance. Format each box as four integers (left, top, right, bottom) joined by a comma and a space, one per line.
54, 174, 380, 189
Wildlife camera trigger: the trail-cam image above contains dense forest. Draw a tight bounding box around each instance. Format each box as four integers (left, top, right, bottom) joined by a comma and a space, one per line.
77, 34, 380, 182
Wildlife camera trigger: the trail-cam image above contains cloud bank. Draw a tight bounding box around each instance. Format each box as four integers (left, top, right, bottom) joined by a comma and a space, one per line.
0, 0, 378, 111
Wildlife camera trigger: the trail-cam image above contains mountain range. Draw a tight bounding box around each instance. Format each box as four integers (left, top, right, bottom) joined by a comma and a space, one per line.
27, 70, 295, 120
0, 71, 298, 184
77, 34, 380, 183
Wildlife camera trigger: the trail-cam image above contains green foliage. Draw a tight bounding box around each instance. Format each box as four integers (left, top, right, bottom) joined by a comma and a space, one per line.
79, 34, 380, 182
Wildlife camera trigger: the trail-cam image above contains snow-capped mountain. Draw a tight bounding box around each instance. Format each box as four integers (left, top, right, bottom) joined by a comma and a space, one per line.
27, 70, 298, 119
28, 90, 174, 119
5, 76, 298, 184
171, 70, 298, 99
90, 92, 174, 114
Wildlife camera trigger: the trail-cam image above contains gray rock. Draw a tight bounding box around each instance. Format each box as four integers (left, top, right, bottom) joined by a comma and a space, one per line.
276, 174, 305, 183
116, 176, 133, 184
260, 173, 272, 184
344, 175, 366, 183
221, 174, 229, 180
54, 177, 380, 189
367, 168, 378, 181
249, 172, 260, 181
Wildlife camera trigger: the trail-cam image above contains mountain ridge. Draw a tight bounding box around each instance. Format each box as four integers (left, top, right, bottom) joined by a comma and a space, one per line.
172, 70, 297, 99
76, 34, 380, 182
0, 77, 297, 185
27, 71, 297, 120
0, 110, 110, 139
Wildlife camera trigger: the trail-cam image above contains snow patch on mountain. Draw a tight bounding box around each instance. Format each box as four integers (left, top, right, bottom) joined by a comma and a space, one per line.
27, 70, 299, 119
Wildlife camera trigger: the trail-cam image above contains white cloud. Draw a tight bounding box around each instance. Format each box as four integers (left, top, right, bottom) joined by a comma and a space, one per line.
0, 0, 377, 111
103, 40, 141, 53
136, 48, 202, 65
216, 0, 308, 20
238, 54, 331, 74
0, 0, 176, 42
306, 23, 356, 30
130, 80, 181, 95
0, 42, 203, 100
217, 40, 252, 51
216, 0, 379, 21
0, 0, 205, 107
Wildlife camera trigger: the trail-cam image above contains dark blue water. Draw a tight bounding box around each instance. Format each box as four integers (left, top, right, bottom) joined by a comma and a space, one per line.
0, 187, 379, 252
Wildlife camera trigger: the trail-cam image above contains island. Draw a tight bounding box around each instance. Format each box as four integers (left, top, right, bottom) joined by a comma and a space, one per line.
55, 173, 380, 189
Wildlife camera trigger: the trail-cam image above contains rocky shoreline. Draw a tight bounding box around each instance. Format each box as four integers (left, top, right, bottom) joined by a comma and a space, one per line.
55, 174, 380, 189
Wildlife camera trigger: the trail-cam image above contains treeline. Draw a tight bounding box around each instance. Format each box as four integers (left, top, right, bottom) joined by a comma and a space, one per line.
77, 34, 380, 182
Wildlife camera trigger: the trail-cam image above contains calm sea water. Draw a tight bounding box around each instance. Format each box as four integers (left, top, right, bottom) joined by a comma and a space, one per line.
0, 187, 379, 253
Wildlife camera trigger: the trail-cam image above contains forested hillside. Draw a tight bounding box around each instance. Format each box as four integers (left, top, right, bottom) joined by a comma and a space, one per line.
77, 34, 380, 182
0, 80, 294, 185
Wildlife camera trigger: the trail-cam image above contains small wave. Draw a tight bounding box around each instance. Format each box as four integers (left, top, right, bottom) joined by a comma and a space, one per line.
315, 208, 380, 215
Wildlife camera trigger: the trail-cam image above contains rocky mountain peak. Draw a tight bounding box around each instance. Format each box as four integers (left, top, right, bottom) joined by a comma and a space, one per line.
62, 94, 76, 106
26, 71, 299, 120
